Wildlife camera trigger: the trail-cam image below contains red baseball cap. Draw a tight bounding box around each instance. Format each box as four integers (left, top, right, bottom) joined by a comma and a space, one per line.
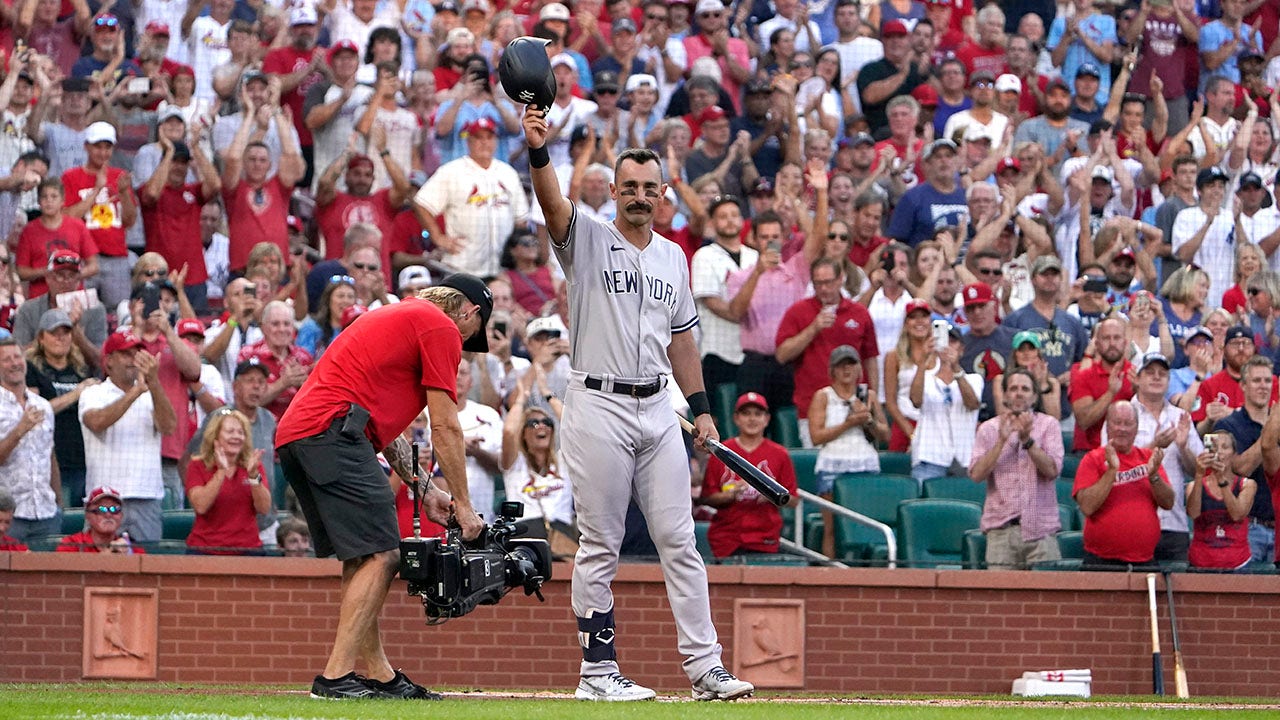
881, 19, 910, 37
910, 83, 939, 107
102, 330, 144, 356
961, 282, 994, 308
85, 486, 123, 506
735, 391, 769, 412
287, 215, 304, 232
696, 105, 727, 124
326, 40, 359, 64
347, 153, 375, 171
176, 318, 206, 338
340, 304, 368, 329
904, 299, 932, 317
48, 249, 82, 271
997, 157, 1022, 174
1115, 246, 1137, 261
462, 117, 498, 136
144, 20, 170, 35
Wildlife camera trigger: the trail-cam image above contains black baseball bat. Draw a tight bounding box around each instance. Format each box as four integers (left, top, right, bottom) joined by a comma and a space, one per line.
1165, 572, 1189, 698
677, 414, 790, 507
1147, 573, 1164, 696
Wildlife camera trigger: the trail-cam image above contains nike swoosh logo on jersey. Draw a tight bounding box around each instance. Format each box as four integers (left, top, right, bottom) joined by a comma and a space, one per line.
610, 245, 625, 251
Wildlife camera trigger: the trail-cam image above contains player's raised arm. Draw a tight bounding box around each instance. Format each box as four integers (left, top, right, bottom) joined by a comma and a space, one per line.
525, 106, 573, 244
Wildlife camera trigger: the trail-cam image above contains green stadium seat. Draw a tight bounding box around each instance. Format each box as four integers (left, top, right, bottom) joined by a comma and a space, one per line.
162, 510, 196, 542
719, 552, 809, 566
781, 448, 821, 544
61, 509, 85, 535
1056, 477, 1076, 506
922, 476, 987, 505
769, 406, 801, 447
1061, 430, 1074, 453
879, 452, 911, 476
694, 521, 714, 561
831, 473, 919, 564
25, 534, 64, 552
1058, 504, 1075, 532
896, 498, 983, 568
713, 383, 739, 440
1061, 454, 1082, 479
1056, 530, 1084, 559
272, 462, 288, 511
963, 528, 987, 569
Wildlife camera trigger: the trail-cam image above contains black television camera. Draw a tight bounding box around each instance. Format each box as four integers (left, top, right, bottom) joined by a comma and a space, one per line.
400, 468, 552, 624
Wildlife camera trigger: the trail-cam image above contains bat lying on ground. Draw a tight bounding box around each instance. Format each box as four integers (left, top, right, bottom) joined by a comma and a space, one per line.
676, 414, 790, 507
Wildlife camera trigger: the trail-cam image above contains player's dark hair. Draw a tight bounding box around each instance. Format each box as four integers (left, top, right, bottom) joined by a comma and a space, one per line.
614, 147, 661, 177
752, 211, 783, 237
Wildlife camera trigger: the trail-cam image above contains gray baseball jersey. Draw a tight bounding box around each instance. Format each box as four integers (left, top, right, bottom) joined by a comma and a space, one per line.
552, 206, 698, 379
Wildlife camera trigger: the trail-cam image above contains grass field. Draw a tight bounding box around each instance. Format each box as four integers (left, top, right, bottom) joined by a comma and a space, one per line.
3, 685, 1278, 720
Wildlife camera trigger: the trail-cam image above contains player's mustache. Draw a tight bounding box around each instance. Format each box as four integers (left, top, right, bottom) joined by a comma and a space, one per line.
626, 202, 652, 213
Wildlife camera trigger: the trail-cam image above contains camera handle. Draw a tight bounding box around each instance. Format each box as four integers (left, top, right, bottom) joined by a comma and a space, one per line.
409, 442, 437, 540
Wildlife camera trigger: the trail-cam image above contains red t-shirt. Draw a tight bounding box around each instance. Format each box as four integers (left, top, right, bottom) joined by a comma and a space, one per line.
142, 182, 211, 285
505, 267, 556, 316
1222, 284, 1246, 315
223, 177, 291, 272
847, 235, 888, 269
1073, 445, 1166, 563
184, 460, 267, 552
0, 534, 28, 552
276, 298, 463, 450
16, 216, 97, 298
954, 41, 1006, 77
701, 437, 797, 558
262, 46, 323, 146
55, 531, 147, 553
237, 340, 315, 420
61, 166, 131, 256
396, 473, 447, 540
1188, 475, 1252, 569
1192, 371, 1278, 423
1067, 360, 1134, 452
433, 65, 463, 93
775, 297, 879, 418
316, 189, 398, 261
140, 333, 201, 460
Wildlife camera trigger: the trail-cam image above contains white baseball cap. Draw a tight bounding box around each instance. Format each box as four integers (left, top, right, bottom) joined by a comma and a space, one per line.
625, 74, 658, 93
290, 4, 318, 25
527, 314, 568, 338
695, 0, 724, 15
85, 121, 117, 145
398, 265, 432, 289
995, 73, 1021, 93
550, 53, 577, 72
540, 3, 571, 21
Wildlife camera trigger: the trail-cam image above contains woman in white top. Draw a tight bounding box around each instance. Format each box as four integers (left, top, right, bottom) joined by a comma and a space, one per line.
908, 327, 983, 488
883, 299, 932, 453
501, 379, 574, 540
808, 345, 888, 557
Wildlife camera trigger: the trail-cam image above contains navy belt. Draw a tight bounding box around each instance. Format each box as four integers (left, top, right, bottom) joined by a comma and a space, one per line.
585, 376, 662, 398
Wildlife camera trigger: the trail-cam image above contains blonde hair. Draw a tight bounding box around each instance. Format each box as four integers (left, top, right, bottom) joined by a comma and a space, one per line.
416, 286, 469, 321
1159, 265, 1210, 304
195, 408, 256, 471
518, 407, 558, 473
131, 252, 168, 282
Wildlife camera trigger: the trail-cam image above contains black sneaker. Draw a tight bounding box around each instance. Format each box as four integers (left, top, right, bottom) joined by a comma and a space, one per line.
310, 672, 391, 699
367, 670, 443, 700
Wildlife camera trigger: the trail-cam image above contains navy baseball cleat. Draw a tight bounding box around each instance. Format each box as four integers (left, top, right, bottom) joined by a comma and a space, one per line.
692, 667, 754, 701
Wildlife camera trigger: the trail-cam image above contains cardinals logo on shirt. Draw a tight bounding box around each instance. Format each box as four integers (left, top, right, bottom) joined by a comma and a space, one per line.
465, 182, 513, 208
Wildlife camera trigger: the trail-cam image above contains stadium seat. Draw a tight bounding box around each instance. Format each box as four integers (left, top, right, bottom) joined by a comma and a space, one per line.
831, 473, 919, 564
694, 521, 713, 561
769, 406, 801, 447
1056, 531, 1084, 559
1056, 477, 1076, 506
61, 509, 84, 535
922, 476, 986, 505
1058, 504, 1076, 533
962, 528, 987, 569
713, 383, 738, 440
879, 452, 911, 476
162, 510, 196, 542
897, 499, 983, 568
718, 552, 809, 566
782, 448, 821, 545
1061, 430, 1074, 454
1061, 453, 1082, 479
272, 462, 288, 510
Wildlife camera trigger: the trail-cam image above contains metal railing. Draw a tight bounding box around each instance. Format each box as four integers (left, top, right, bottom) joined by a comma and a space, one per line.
790, 489, 898, 569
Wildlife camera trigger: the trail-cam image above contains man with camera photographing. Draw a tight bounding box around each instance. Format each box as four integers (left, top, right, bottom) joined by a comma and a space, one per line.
202, 278, 264, 391
276, 273, 491, 700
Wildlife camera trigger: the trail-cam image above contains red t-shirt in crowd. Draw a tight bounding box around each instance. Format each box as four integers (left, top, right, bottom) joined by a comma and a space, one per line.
56, 531, 147, 553
262, 46, 323, 146
223, 176, 292, 272
954, 41, 1006, 77
1222, 284, 1246, 314
505, 266, 557, 316
15, 216, 97, 298
396, 472, 447, 540
0, 534, 28, 551
140, 333, 202, 460
1192, 370, 1279, 423
433, 65, 463, 93
141, 182, 212, 285
701, 437, 797, 558
775, 296, 879, 418
316, 189, 398, 261
61, 166, 131, 256
1067, 360, 1134, 452
1073, 444, 1166, 563
184, 460, 267, 552
276, 298, 463, 450
237, 340, 315, 420
847, 235, 889, 269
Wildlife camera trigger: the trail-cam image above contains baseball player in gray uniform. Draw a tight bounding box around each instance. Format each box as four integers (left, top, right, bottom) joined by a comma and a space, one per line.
523, 106, 754, 702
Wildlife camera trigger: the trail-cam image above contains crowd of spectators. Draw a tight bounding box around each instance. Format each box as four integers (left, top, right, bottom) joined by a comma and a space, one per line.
0, 0, 1278, 572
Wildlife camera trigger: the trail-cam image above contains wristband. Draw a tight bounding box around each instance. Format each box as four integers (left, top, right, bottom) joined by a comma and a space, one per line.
1217, 481, 1230, 488
246, 475, 261, 486
379, 149, 391, 158
1021, 437, 1035, 450
687, 391, 710, 418
529, 144, 550, 168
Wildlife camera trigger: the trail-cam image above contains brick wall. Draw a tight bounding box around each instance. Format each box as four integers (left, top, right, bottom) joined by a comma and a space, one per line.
3, 552, 1279, 696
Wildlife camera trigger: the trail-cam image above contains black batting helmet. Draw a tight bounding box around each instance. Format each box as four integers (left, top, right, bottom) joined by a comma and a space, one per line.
499, 36, 555, 110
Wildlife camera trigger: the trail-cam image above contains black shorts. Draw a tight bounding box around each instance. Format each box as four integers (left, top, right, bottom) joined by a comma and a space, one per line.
278, 405, 399, 561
